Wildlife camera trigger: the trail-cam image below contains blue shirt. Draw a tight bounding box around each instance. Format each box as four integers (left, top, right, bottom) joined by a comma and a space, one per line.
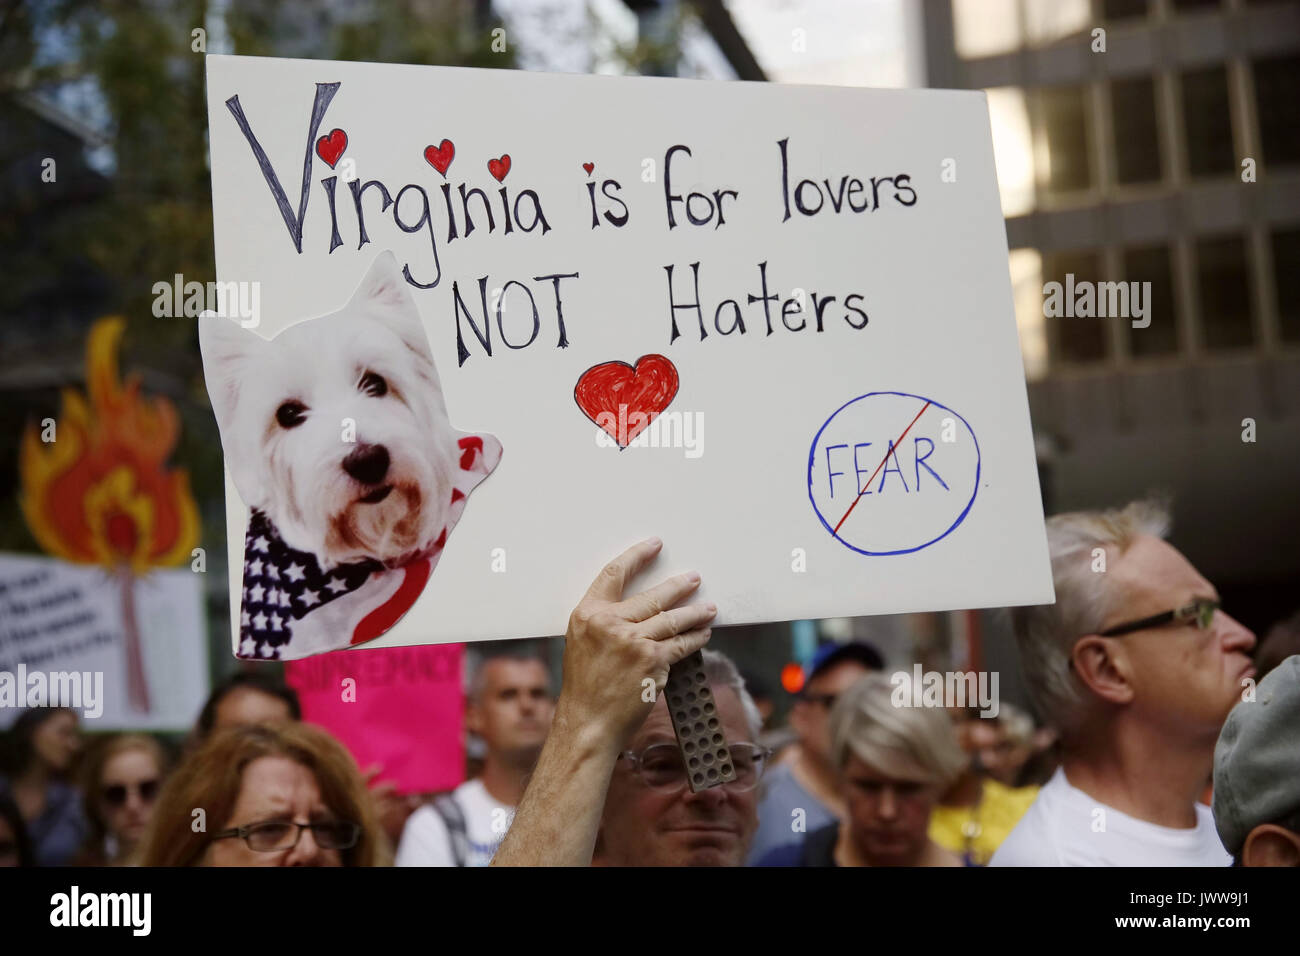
0, 776, 88, 867
757, 822, 839, 867
747, 762, 835, 865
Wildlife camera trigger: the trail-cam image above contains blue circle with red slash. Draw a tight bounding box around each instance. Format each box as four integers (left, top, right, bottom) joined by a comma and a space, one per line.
807, 391, 981, 556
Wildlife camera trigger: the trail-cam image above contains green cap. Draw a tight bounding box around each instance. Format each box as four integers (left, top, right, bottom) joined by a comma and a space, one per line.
1213, 654, 1300, 855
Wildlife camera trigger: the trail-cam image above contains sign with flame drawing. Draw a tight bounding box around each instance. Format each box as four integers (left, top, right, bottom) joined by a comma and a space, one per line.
3, 318, 208, 726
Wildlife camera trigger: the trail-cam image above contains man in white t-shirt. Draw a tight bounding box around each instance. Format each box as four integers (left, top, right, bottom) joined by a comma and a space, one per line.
991, 500, 1256, 867
396, 648, 554, 866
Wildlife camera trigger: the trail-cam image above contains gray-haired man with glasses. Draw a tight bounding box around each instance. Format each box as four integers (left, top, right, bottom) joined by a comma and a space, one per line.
991, 500, 1257, 866
592, 652, 767, 866
493, 538, 767, 866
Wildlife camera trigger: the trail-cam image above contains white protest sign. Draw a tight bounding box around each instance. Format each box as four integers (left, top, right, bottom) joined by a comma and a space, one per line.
0, 554, 208, 728
204, 54, 1053, 660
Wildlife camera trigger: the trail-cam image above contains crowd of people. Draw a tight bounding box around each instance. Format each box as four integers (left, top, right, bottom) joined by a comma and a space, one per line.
1, 499, 1297, 868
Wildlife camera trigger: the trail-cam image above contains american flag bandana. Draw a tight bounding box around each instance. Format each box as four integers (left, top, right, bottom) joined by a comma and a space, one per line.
237, 433, 502, 660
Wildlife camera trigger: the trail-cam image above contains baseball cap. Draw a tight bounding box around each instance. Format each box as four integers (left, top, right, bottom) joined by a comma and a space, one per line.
1213, 653, 1300, 855
806, 641, 885, 685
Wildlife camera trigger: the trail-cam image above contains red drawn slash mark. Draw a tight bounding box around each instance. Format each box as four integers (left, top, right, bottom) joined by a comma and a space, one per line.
832, 401, 932, 536
583, 162, 595, 176
315, 129, 348, 167
424, 139, 455, 176
488, 154, 511, 182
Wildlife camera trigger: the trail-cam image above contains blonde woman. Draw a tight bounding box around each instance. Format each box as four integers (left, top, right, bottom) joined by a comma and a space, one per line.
758, 672, 966, 866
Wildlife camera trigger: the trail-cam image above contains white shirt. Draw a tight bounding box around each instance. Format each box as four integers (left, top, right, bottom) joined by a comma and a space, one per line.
394, 779, 514, 867
990, 767, 1231, 867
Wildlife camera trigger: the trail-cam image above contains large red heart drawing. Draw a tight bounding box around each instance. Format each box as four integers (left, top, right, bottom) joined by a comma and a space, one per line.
574, 355, 679, 448
315, 129, 348, 168
424, 139, 455, 176
488, 154, 511, 182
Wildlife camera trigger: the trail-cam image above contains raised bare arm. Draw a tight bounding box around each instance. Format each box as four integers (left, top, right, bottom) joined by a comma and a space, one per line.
491, 538, 716, 866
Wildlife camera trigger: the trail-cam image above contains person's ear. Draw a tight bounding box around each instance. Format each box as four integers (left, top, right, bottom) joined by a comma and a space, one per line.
1241, 825, 1300, 867
465, 698, 482, 737
1070, 635, 1135, 706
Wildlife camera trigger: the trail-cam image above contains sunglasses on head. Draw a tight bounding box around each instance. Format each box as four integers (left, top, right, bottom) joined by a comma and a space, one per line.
799, 692, 839, 709
102, 779, 159, 807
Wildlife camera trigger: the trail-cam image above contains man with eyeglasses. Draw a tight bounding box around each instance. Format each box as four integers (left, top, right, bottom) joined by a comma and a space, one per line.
990, 500, 1256, 867
591, 652, 767, 866
494, 538, 770, 866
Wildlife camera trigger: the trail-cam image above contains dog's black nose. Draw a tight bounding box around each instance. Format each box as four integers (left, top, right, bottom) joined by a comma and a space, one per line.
342, 443, 390, 485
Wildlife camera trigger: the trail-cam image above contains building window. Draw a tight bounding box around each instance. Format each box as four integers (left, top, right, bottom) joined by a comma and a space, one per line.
1044, 250, 1108, 363
1102, 0, 1148, 19
1254, 55, 1300, 168
1111, 77, 1162, 185
952, 0, 1022, 59
987, 88, 1035, 216
1196, 235, 1254, 349
1181, 67, 1235, 177
951, 0, 1091, 58
1033, 85, 1093, 196
1273, 228, 1300, 345
1124, 246, 1179, 357
1010, 248, 1047, 379
1023, 0, 1089, 46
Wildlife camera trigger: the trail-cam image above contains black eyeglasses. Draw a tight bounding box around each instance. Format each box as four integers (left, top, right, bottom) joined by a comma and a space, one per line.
102, 779, 159, 807
619, 742, 771, 793
1098, 599, 1221, 637
211, 819, 361, 852
800, 692, 838, 709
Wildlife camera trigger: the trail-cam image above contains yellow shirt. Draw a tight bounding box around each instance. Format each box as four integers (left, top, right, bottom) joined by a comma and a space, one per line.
929, 779, 1039, 866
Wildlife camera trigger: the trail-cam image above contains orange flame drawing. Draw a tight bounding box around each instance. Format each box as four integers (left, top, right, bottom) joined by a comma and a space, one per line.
19, 317, 200, 712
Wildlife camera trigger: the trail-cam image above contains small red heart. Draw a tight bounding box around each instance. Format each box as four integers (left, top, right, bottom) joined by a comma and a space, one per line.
424, 139, 455, 176
316, 129, 348, 168
574, 355, 679, 448
488, 154, 511, 182
583, 162, 595, 176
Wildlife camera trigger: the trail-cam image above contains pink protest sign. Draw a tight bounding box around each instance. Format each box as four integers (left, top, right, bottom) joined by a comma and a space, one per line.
285, 642, 463, 794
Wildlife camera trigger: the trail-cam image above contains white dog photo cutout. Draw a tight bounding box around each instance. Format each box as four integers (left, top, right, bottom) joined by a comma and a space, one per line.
199, 250, 502, 660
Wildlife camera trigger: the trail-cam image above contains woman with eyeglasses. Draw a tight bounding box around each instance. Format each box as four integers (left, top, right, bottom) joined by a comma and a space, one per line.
0, 707, 87, 867
759, 673, 967, 866
136, 721, 389, 866
74, 734, 168, 866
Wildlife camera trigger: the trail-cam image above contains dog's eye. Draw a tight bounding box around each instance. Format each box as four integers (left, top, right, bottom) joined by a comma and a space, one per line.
359, 371, 388, 397
276, 401, 308, 429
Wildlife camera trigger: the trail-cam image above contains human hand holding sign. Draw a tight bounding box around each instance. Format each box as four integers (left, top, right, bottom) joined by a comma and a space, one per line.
559, 538, 717, 747
492, 538, 716, 866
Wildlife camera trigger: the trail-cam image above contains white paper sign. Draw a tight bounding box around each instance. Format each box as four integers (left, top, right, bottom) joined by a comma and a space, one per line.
204, 54, 1053, 659
0, 554, 208, 728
